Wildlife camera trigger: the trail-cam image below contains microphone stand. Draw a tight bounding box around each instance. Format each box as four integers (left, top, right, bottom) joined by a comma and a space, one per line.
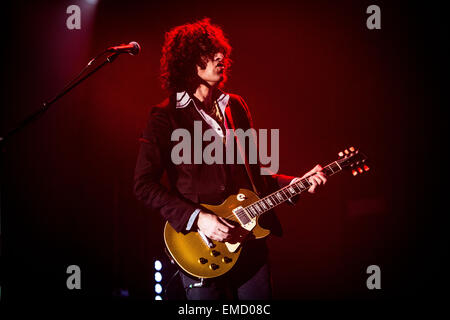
0, 50, 121, 277
0, 51, 120, 145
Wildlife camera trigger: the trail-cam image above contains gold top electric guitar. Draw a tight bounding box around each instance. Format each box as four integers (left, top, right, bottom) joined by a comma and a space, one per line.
164, 147, 369, 279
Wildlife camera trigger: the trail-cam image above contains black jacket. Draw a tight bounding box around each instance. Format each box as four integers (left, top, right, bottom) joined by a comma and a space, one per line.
134, 92, 298, 234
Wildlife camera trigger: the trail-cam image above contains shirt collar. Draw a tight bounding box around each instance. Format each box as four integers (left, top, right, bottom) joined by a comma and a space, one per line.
175, 90, 230, 115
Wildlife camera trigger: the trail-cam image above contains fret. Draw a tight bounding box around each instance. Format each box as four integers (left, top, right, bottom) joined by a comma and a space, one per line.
288, 186, 296, 195
298, 180, 306, 189
270, 195, 279, 205
291, 183, 301, 193
244, 208, 252, 219
326, 165, 334, 175
324, 162, 342, 176
246, 206, 254, 218
249, 205, 257, 217
301, 178, 311, 188
285, 188, 293, 197
281, 189, 290, 199
259, 200, 268, 211
275, 192, 284, 201
241, 156, 351, 222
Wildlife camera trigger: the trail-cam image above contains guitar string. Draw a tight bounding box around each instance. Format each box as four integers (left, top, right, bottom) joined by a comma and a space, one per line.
222, 177, 310, 220
221, 161, 342, 221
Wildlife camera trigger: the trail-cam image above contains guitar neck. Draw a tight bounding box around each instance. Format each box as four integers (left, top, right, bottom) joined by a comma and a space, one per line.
242, 161, 342, 220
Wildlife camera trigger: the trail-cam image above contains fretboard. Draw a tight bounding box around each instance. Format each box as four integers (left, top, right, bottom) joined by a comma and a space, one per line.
240, 161, 342, 223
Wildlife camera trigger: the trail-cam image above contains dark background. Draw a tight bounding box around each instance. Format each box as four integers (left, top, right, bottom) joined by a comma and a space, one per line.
1, 0, 447, 304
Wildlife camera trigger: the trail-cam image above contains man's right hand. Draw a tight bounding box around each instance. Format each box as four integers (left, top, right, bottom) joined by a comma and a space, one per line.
196, 210, 235, 242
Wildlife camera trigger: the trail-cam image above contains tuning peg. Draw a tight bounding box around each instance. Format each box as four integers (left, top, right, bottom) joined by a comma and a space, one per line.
357, 167, 364, 174
344, 149, 349, 155
349, 146, 355, 152
338, 151, 344, 158
352, 169, 358, 176
363, 165, 370, 171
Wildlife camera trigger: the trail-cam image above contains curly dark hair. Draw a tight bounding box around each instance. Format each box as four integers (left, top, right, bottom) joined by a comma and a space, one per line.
160, 18, 232, 93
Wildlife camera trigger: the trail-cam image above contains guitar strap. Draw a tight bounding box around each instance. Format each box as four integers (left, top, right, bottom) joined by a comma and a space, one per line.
224, 104, 261, 197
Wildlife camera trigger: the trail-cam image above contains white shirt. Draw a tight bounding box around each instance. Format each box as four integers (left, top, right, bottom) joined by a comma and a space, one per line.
175, 91, 299, 230
175, 91, 230, 230
176, 90, 231, 142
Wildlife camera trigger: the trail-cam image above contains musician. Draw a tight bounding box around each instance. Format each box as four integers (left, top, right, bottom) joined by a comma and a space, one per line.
134, 18, 327, 300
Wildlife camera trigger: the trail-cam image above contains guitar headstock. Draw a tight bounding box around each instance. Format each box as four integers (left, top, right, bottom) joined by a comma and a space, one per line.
337, 146, 369, 176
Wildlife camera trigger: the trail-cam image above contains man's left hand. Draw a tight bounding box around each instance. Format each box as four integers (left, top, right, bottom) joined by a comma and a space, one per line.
291, 164, 327, 193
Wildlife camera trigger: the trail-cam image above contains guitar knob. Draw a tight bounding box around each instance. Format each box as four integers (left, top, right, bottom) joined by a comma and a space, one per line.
222, 257, 232, 263
198, 257, 208, 264
209, 263, 219, 270
210, 250, 220, 257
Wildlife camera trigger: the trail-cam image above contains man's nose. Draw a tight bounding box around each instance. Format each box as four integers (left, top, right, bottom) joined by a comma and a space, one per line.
215, 53, 224, 61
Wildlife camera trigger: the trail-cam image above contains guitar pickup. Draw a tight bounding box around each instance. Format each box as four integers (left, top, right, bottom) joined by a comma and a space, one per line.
232, 206, 252, 225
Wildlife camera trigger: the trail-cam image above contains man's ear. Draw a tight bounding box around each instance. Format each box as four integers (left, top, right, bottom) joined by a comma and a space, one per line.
196, 64, 204, 73
197, 56, 208, 70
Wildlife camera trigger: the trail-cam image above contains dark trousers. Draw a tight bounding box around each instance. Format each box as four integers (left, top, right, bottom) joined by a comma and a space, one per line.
179, 239, 272, 300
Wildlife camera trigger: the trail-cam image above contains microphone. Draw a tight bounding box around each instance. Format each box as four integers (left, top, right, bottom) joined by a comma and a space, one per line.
107, 41, 141, 55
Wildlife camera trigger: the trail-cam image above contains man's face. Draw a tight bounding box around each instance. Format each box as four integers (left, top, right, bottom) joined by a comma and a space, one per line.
197, 52, 225, 86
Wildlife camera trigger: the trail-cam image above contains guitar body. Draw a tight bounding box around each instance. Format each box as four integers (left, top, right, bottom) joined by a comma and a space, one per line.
163, 147, 368, 279
164, 188, 270, 279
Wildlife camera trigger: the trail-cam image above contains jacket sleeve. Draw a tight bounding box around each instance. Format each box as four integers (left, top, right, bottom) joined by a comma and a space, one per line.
237, 95, 300, 205
134, 106, 202, 232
